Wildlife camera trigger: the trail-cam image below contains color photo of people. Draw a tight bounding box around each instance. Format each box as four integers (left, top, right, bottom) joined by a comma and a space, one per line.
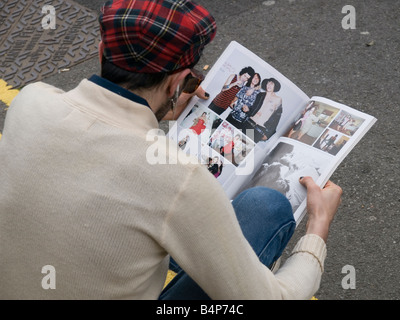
198, 44, 310, 150
207, 65, 284, 144
313, 129, 350, 156
208, 121, 255, 167
286, 101, 340, 145
285, 100, 362, 156
329, 110, 365, 137
170, 42, 319, 180
198, 144, 236, 185
178, 104, 220, 145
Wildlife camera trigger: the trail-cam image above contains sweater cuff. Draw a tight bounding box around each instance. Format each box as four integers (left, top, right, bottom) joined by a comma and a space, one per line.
290, 234, 327, 272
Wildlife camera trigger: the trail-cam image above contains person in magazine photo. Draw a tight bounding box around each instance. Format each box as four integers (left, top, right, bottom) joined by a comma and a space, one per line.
313, 129, 350, 156
205, 156, 224, 178
329, 110, 365, 137
189, 111, 208, 135
225, 72, 261, 130
208, 121, 255, 167
247, 78, 283, 143
286, 100, 340, 146
208, 66, 255, 115
178, 105, 219, 145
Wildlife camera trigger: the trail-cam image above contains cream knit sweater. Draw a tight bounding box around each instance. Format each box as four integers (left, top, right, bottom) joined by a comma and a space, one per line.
0, 79, 326, 299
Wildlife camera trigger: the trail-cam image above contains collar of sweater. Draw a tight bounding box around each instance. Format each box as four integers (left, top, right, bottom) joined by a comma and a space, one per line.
63, 77, 159, 134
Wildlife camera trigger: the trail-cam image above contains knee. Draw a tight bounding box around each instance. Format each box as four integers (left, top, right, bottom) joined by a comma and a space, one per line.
232, 187, 295, 260
233, 187, 293, 224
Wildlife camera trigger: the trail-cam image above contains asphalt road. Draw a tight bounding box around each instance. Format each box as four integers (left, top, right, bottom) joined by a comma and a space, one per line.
2, 0, 399, 300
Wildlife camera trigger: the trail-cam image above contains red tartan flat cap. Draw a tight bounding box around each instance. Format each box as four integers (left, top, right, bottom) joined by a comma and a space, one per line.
99, 0, 217, 73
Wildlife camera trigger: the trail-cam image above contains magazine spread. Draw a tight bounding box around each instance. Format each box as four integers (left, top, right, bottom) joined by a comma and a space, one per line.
167, 41, 377, 224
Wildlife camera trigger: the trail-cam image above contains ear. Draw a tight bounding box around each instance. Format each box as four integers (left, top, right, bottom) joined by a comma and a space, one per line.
166, 69, 191, 98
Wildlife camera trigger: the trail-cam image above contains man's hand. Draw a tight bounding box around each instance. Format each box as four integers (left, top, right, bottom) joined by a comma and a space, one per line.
299, 176, 342, 243
162, 86, 210, 121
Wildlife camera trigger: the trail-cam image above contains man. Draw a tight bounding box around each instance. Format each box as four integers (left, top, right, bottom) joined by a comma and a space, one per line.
0, 0, 342, 299
208, 66, 255, 115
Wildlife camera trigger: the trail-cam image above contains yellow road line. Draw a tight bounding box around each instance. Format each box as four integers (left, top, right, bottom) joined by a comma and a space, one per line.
0, 79, 19, 106
163, 270, 177, 289
0, 79, 20, 139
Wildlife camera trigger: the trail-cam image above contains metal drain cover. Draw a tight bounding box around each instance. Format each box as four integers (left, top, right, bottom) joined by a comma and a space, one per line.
0, 0, 100, 88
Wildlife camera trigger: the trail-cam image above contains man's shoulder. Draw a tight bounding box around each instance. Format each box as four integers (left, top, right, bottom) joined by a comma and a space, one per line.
22, 81, 65, 93
8, 82, 65, 112
13, 82, 65, 103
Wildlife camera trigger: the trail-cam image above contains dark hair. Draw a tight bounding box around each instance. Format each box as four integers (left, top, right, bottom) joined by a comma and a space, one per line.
246, 72, 261, 87
261, 78, 281, 92
101, 56, 169, 91
239, 66, 255, 78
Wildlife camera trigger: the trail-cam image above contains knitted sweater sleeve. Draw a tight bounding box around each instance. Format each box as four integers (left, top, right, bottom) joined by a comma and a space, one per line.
161, 165, 327, 300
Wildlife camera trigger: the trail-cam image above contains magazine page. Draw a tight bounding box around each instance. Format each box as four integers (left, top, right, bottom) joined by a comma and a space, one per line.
237, 96, 377, 223
167, 41, 310, 198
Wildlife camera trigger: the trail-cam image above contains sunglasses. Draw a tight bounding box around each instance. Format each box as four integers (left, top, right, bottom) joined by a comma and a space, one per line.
181, 68, 205, 94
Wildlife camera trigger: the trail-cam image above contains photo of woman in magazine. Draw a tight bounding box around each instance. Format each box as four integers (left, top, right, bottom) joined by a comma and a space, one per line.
313, 129, 350, 156
329, 110, 365, 137
246, 78, 283, 143
207, 66, 256, 115
223, 75, 284, 144
225, 73, 261, 130
206, 156, 224, 178
189, 112, 208, 135
208, 121, 255, 167
178, 105, 220, 146
286, 101, 340, 146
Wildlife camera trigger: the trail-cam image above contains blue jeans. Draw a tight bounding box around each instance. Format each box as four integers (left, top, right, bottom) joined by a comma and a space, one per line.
159, 186, 295, 300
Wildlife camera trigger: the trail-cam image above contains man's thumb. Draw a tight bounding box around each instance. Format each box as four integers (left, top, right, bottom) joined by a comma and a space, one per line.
195, 86, 210, 100
299, 176, 316, 189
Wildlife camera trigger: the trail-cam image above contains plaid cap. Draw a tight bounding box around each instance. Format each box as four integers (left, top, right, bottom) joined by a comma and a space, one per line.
99, 0, 217, 73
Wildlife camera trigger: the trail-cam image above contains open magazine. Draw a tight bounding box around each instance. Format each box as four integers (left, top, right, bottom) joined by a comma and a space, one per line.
167, 41, 377, 224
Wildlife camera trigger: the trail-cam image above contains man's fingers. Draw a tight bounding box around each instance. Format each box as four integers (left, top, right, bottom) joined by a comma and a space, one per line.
194, 86, 210, 100
321, 180, 343, 196
299, 176, 317, 189
165, 86, 210, 121
300, 176, 342, 194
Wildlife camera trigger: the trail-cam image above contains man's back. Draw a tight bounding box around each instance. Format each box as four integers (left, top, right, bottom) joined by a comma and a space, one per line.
0, 80, 207, 299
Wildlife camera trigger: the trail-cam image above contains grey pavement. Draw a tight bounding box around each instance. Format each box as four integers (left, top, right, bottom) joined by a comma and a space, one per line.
2, 0, 400, 300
